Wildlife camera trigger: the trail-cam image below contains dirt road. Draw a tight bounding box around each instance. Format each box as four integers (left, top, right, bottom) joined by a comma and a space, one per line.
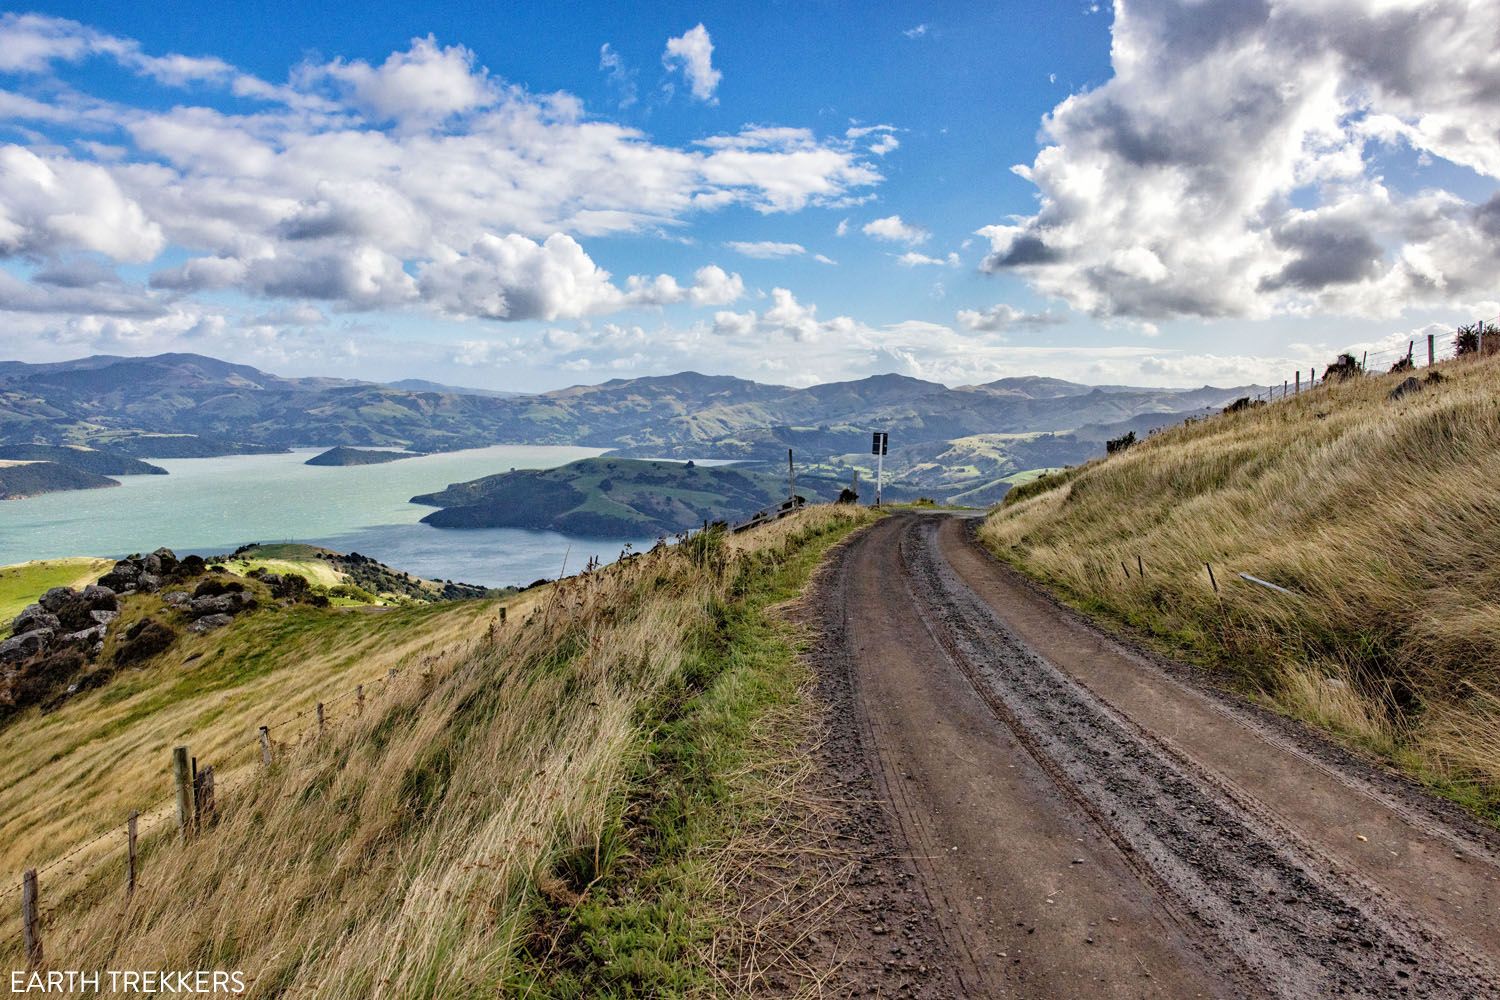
804, 513, 1500, 998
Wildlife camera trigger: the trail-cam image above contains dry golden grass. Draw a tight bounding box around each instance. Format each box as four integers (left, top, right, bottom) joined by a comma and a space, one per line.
981, 355, 1500, 809
0, 596, 507, 898
0, 505, 870, 996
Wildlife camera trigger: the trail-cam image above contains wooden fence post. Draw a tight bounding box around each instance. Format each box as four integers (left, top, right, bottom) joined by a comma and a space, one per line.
126, 810, 138, 896
21, 868, 40, 967
1205, 563, 1219, 594
316, 702, 325, 739
1136, 554, 1144, 578
356, 684, 365, 715
1428, 333, 1436, 367
173, 746, 192, 840
259, 725, 272, 767
194, 766, 215, 826
1295, 371, 1300, 394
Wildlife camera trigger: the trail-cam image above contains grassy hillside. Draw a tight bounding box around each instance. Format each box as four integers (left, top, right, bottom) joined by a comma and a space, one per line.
414, 456, 842, 535
0, 594, 502, 877
2, 506, 874, 996
981, 355, 1500, 817
0, 443, 166, 476
0, 460, 118, 498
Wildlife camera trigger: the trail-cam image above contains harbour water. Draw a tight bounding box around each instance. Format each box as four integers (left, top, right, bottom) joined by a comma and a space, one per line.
0, 445, 658, 588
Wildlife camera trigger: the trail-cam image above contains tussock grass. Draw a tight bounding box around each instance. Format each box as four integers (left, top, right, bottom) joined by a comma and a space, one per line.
3, 506, 872, 996
981, 355, 1500, 818
0, 596, 503, 896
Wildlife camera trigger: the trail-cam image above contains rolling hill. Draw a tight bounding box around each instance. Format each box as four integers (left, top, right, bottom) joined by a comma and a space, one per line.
413, 456, 844, 535
0, 505, 875, 995
0, 353, 1255, 475
981, 354, 1500, 816
0, 460, 119, 498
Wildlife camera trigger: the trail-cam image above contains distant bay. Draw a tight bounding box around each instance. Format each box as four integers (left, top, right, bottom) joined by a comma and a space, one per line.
0, 445, 659, 588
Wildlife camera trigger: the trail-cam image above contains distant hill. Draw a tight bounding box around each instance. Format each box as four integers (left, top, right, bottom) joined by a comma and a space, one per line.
0, 461, 118, 499
0, 353, 1256, 461
305, 446, 420, 467
0, 352, 1262, 501
0, 444, 165, 476
385, 379, 522, 399
413, 457, 840, 536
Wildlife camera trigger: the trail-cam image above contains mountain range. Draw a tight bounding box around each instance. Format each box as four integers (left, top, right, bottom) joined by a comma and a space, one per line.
0, 353, 1259, 501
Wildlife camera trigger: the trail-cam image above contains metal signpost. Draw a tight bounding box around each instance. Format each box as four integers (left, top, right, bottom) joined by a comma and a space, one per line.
871, 431, 888, 506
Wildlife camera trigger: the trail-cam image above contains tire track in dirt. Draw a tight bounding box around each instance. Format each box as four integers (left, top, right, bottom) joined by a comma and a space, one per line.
806, 512, 1500, 997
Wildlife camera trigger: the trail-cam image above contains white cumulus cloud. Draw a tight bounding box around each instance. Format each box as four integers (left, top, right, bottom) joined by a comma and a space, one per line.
663, 24, 721, 103
864, 214, 929, 246
982, 0, 1500, 322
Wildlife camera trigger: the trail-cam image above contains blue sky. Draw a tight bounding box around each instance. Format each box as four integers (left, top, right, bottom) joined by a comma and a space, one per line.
1, 1, 1497, 389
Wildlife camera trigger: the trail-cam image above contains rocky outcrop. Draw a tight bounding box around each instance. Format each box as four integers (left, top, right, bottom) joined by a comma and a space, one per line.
1, 580, 123, 717
97, 547, 179, 593
6, 584, 118, 661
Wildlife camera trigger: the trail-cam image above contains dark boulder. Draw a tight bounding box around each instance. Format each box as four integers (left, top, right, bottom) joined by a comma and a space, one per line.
187, 592, 256, 618
0, 629, 54, 664
1388, 376, 1422, 402
38, 587, 76, 612
171, 554, 207, 580
81, 585, 117, 610
188, 613, 234, 633
11, 605, 60, 635
60, 624, 106, 648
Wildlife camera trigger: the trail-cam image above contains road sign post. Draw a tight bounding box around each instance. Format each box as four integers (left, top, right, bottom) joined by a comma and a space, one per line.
871, 431, 888, 506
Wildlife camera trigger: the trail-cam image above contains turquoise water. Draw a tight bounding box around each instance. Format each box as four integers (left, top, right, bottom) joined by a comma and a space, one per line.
0, 446, 657, 588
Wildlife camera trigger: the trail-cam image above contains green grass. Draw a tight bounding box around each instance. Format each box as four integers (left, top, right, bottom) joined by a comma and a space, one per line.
509, 512, 872, 996
0, 557, 113, 635
1001, 466, 1066, 486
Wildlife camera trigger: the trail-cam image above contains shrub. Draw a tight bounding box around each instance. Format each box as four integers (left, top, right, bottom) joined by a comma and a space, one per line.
1323, 353, 1361, 381
113, 618, 176, 665
1106, 430, 1137, 455
1455, 322, 1499, 357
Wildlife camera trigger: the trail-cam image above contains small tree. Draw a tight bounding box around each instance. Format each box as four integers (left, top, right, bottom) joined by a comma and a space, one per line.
1455, 322, 1500, 357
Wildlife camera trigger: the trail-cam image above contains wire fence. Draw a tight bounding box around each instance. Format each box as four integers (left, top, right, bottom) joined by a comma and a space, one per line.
1239, 322, 1497, 408
0, 621, 499, 961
